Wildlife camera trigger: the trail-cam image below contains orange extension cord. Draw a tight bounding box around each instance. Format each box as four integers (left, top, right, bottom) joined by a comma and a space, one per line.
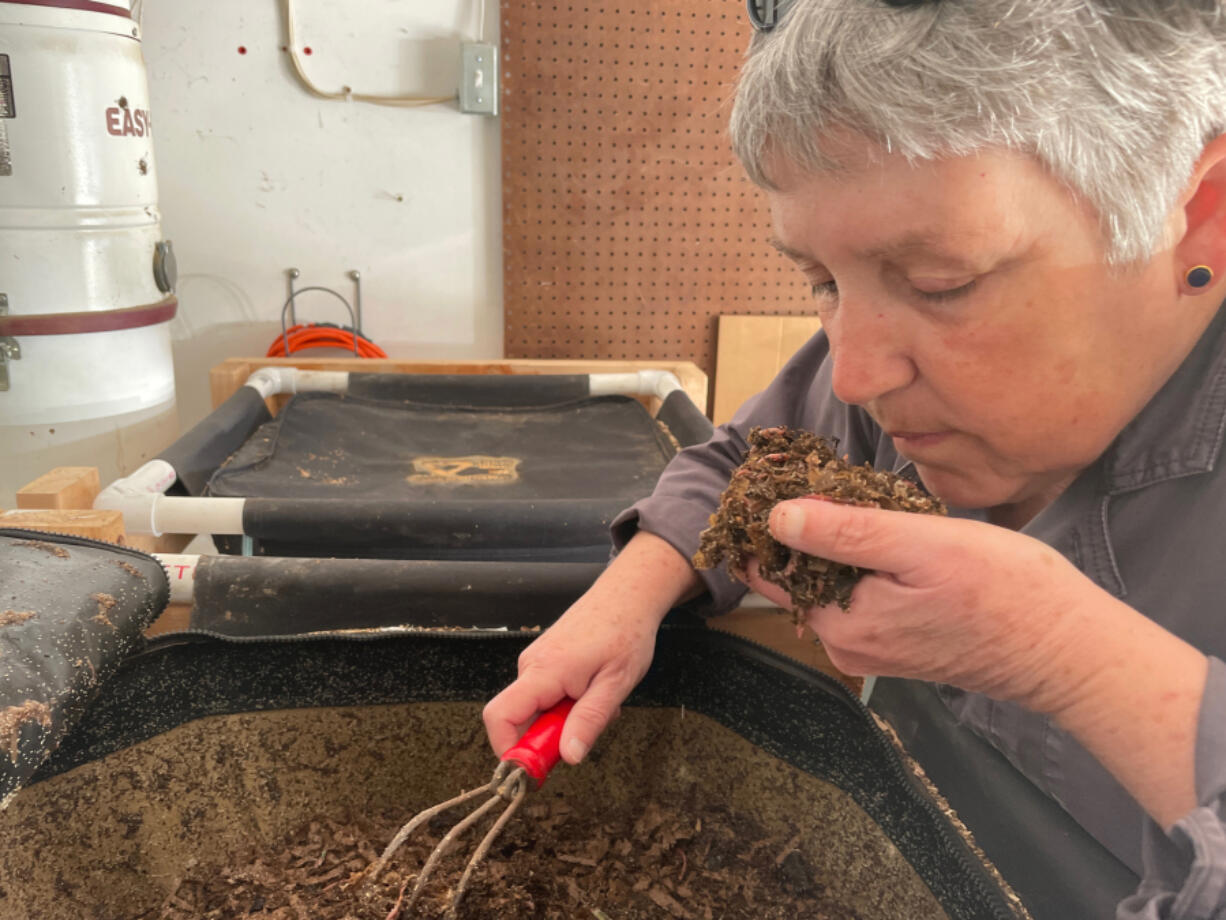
266, 323, 388, 358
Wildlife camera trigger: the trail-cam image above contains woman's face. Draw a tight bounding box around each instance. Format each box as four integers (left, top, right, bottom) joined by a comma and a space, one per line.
766, 136, 1196, 518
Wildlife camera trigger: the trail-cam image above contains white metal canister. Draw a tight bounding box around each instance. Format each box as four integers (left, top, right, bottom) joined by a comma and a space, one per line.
0, 0, 179, 503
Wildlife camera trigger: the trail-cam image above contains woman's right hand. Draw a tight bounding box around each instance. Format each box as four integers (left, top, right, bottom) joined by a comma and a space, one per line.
482, 531, 701, 765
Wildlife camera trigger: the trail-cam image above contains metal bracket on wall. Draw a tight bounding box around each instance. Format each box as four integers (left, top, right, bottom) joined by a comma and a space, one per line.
284, 269, 363, 332
0, 294, 21, 392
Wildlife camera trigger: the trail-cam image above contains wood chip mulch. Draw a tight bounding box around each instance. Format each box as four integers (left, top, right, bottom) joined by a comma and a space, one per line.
148, 794, 843, 919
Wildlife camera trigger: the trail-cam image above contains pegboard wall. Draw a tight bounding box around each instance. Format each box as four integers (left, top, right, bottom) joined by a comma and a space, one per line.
501, 1, 814, 396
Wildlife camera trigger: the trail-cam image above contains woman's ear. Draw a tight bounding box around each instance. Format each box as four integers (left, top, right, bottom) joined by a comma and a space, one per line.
1173, 134, 1226, 293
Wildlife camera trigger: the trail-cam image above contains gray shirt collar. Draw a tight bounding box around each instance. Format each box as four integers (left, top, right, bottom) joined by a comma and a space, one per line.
1103, 302, 1226, 494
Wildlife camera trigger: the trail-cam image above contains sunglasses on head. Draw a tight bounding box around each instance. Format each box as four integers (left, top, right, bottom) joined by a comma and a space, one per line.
747, 0, 938, 32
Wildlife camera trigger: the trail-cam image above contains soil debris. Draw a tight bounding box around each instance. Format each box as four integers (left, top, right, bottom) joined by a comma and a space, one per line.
694, 426, 945, 618
0, 610, 35, 627
0, 700, 52, 764
91, 592, 117, 628
10, 539, 69, 559
115, 560, 146, 580
153, 796, 838, 919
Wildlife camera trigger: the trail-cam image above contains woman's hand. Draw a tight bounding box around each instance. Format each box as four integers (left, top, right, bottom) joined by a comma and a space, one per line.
483, 531, 701, 766
745, 496, 1208, 828
744, 497, 1100, 711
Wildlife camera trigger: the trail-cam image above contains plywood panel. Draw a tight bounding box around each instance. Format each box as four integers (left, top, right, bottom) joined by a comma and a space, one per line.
713, 315, 823, 424
501, 1, 814, 391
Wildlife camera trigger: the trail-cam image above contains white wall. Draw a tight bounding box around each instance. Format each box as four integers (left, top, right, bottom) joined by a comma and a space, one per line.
145, 0, 503, 430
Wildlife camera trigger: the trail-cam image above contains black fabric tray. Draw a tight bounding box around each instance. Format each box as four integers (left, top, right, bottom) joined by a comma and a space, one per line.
206, 392, 677, 561
207, 392, 675, 503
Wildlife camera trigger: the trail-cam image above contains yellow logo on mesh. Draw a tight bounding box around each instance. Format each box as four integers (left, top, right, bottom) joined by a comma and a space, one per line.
408, 455, 521, 484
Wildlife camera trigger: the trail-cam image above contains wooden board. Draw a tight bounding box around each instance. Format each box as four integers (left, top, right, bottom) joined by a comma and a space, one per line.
501, 0, 814, 391
712, 315, 823, 424
15, 467, 100, 511
209, 357, 708, 417
707, 608, 861, 695
1, 509, 125, 544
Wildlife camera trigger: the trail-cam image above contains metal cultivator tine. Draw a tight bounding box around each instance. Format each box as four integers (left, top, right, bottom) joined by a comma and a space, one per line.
374, 699, 576, 920
445, 765, 530, 919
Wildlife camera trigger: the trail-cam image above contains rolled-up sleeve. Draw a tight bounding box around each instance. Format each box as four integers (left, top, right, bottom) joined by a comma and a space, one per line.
611, 420, 754, 612
1117, 657, 1226, 919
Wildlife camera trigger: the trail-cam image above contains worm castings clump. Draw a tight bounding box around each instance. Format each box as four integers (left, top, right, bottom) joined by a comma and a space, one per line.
693, 426, 946, 619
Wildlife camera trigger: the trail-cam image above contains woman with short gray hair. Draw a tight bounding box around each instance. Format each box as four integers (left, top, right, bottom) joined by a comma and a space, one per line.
485, 3, 1226, 916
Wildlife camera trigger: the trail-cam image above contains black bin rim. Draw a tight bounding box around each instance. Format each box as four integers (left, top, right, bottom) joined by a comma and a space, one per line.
31, 626, 1021, 920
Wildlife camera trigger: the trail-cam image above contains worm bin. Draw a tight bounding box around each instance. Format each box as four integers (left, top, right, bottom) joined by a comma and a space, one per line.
0, 629, 1023, 919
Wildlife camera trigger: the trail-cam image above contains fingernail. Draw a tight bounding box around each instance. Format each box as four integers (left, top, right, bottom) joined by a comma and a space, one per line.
565, 738, 588, 763
771, 503, 805, 543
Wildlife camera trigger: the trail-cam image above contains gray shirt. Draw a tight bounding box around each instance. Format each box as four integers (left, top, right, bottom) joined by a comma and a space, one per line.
612, 307, 1226, 919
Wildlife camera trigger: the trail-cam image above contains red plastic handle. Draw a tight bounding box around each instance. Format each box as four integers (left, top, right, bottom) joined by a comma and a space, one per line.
500, 698, 576, 788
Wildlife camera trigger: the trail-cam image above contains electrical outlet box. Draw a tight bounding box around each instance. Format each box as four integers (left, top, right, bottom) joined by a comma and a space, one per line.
460, 42, 498, 116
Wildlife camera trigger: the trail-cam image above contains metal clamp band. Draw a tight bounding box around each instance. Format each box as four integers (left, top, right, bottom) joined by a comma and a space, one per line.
0, 295, 177, 336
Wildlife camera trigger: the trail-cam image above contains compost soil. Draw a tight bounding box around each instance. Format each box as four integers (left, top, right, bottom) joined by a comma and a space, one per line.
694, 426, 945, 618
153, 794, 838, 920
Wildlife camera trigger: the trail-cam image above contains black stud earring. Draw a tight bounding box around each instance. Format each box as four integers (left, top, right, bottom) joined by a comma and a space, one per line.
1186, 265, 1215, 288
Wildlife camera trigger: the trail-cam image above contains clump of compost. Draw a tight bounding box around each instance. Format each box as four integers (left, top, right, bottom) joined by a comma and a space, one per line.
693, 426, 946, 618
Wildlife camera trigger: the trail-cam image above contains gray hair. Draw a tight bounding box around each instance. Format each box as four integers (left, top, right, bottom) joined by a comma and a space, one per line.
730, 1, 1226, 264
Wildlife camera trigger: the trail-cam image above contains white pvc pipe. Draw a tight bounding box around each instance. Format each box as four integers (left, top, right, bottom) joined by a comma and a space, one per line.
244, 367, 350, 399
96, 488, 245, 537
156, 553, 198, 603
246, 367, 677, 402
94, 458, 177, 534
151, 496, 246, 537
588, 370, 682, 401
859, 675, 878, 705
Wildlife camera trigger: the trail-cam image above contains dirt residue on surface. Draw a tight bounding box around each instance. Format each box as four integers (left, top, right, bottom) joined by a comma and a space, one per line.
91, 593, 117, 628
10, 539, 69, 559
115, 561, 146, 580
694, 426, 945, 617
0, 610, 35, 627
0, 700, 52, 764
655, 418, 682, 454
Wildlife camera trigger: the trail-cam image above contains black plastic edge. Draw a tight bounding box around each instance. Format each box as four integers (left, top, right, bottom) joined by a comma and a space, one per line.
157, 386, 272, 496
870, 677, 1137, 919
657, 389, 715, 448
347, 373, 590, 406
191, 556, 605, 634
240, 497, 628, 550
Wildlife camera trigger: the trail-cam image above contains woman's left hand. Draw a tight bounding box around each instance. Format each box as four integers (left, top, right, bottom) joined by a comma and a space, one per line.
743, 497, 1111, 715
747, 496, 1210, 829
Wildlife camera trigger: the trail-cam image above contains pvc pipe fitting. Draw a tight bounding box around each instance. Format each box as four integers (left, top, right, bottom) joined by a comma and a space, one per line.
244, 367, 350, 399
588, 370, 682, 400
94, 458, 177, 535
